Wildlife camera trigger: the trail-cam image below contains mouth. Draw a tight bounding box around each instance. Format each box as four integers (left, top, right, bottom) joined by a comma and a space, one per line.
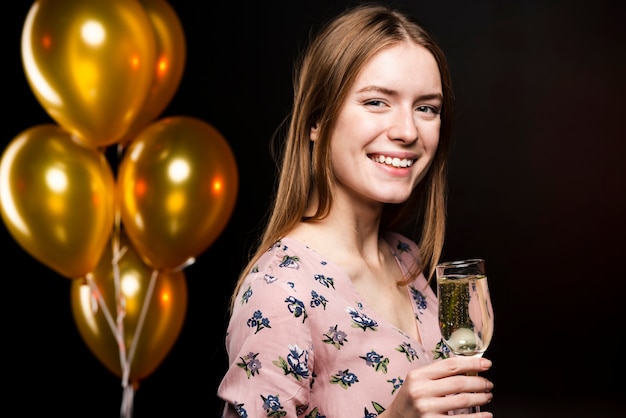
369, 154, 415, 168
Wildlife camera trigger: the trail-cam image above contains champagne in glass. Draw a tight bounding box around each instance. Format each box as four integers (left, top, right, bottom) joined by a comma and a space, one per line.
437, 258, 494, 413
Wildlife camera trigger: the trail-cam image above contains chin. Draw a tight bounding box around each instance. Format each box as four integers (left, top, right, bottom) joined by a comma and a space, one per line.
380, 193, 413, 205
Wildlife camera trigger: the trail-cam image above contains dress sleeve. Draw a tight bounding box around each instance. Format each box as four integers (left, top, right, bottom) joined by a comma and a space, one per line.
218, 252, 314, 417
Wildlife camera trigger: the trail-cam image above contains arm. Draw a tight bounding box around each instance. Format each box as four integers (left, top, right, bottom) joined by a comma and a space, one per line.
218, 267, 314, 417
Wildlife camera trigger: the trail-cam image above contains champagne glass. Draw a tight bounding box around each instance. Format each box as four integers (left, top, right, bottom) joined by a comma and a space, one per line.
436, 258, 494, 413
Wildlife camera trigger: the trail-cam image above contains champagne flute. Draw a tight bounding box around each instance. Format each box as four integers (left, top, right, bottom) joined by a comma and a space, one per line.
436, 258, 494, 414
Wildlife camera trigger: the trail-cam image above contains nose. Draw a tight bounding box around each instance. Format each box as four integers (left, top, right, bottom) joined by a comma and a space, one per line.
387, 108, 419, 143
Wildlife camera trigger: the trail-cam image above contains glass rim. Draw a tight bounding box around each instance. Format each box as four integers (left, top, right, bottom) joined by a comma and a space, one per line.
436, 258, 485, 269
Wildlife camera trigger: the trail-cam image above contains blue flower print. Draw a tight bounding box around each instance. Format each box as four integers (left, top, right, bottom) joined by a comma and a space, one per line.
264, 274, 277, 284
234, 401, 248, 417
396, 240, 411, 253
273, 344, 310, 381
363, 408, 377, 418
237, 352, 262, 378
310, 290, 328, 309
387, 376, 404, 394
346, 307, 378, 331
330, 369, 359, 389
409, 285, 427, 323
279, 255, 300, 269
433, 339, 451, 360
363, 401, 385, 417
247, 310, 271, 334
322, 324, 348, 349
241, 285, 252, 305
360, 350, 389, 373
313, 274, 335, 289
285, 296, 308, 322
260, 394, 286, 417
396, 342, 419, 362
410, 286, 427, 310
304, 407, 326, 418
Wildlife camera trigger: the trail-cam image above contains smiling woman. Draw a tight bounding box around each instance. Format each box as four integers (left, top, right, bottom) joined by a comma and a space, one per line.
217, 3, 494, 417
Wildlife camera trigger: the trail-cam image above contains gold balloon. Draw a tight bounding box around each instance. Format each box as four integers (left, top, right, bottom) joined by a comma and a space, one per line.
0, 124, 115, 279
21, 0, 157, 148
71, 231, 187, 382
120, 0, 186, 143
117, 116, 239, 270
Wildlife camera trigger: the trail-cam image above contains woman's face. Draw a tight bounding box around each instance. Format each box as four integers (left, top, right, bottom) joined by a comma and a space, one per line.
316, 41, 442, 209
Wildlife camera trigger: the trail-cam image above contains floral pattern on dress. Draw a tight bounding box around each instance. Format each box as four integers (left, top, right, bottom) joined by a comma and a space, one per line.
313, 274, 335, 289
330, 369, 359, 388
363, 401, 385, 418
346, 307, 378, 331
261, 394, 286, 417
322, 324, 348, 349
310, 290, 328, 309
247, 310, 271, 334
410, 285, 427, 323
433, 338, 452, 360
237, 351, 262, 378
396, 342, 419, 362
273, 344, 310, 381
218, 232, 445, 417
360, 350, 389, 373
387, 376, 404, 394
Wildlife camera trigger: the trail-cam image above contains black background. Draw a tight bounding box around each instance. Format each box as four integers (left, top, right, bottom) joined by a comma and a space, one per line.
3, 1, 625, 417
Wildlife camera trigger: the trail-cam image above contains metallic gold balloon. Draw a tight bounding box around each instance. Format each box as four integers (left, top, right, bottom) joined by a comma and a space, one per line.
120, 0, 186, 143
21, 0, 157, 148
70, 231, 187, 382
117, 116, 239, 270
0, 124, 115, 278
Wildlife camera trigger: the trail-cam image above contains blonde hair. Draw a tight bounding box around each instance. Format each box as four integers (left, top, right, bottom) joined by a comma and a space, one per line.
229, 2, 454, 313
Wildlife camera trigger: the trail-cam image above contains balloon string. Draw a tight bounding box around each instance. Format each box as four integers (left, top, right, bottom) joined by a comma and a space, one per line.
85, 270, 134, 418
120, 383, 135, 418
123, 269, 158, 384
172, 256, 196, 272
85, 273, 122, 343
111, 229, 129, 380
88, 212, 159, 418
110, 212, 136, 418
118, 268, 157, 418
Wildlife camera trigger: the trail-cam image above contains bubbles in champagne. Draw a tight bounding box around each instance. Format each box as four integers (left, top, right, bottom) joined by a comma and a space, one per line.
438, 274, 492, 356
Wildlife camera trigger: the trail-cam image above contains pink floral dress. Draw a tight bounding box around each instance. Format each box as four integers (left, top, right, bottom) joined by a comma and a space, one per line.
218, 231, 450, 417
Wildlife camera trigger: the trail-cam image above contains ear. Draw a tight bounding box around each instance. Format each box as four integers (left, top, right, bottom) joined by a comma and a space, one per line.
310, 123, 319, 142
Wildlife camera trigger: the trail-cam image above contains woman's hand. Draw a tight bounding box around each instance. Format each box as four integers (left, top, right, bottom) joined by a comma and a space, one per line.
381, 356, 494, 418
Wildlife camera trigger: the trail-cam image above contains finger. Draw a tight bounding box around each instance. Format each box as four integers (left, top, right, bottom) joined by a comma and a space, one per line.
444, 390, 494, 414
425, 357, 493, 380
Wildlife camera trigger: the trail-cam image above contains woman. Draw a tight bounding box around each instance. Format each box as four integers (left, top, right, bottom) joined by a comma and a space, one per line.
218, 3, 494, 417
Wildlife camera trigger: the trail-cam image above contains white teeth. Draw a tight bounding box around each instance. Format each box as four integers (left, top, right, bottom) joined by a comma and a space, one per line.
374, 155, 414, 167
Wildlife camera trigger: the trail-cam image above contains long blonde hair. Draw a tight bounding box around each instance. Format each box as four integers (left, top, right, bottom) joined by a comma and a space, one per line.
229, 2, 454, 313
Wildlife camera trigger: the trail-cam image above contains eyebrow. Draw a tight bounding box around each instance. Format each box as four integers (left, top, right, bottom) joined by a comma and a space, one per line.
355, 85, 443, 101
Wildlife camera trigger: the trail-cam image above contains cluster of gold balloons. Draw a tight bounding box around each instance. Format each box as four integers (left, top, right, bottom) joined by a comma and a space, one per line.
0, 0, 238, 404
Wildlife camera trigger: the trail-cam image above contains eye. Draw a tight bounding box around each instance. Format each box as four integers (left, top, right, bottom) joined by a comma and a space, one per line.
364, 99, 387, 108
416, 105, 441, 119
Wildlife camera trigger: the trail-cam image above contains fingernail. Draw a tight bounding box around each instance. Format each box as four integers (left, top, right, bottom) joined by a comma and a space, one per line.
481, 358, 492, 368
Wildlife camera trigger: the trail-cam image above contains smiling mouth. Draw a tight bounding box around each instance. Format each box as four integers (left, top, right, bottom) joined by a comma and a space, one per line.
370, 154, 415, 168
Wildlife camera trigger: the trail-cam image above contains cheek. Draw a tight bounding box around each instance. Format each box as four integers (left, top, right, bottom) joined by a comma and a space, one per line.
422, 126, 440, 155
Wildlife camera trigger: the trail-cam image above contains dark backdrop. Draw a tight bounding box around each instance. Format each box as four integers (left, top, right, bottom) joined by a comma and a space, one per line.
3, 1, 624, 417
